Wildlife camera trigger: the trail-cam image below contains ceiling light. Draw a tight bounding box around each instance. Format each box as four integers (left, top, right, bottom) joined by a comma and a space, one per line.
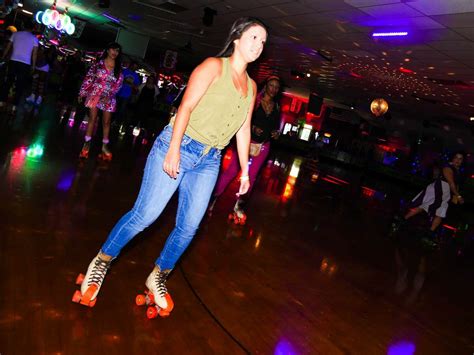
372, 31, 408, 37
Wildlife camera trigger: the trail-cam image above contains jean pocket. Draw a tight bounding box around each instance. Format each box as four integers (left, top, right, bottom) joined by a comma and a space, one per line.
159, 126, 193, 147
159, 126, 172, 144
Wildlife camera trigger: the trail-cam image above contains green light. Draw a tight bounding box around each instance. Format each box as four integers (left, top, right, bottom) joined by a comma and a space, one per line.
27, 144, 44, 158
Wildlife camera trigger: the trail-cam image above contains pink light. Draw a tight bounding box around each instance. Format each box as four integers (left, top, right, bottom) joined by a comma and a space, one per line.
362, 186, 376, 198
442, 224, 457, 232
326, 174, 349, 185
321, 177, 344, 186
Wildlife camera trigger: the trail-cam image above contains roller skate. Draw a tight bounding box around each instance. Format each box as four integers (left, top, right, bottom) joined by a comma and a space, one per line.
79, 141, 91, 159
72, 253, 112, 307
228, 198, 247, 225
136, 267, 174, 319
389, 214, 405, 238
98, 143, 112, 161
420, 230, 439, 251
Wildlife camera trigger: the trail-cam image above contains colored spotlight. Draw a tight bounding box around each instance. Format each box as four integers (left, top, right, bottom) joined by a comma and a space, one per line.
26, 144, 44, 158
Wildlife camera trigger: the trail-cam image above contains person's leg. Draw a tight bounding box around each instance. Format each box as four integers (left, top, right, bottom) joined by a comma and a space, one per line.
100, 110, 113, 158
246, 142, 270, 196
213, 145, 240, 198
79, 106, 99, 157
0, 61, 16, 104
35, 71, 47, 104
27, 71, 38, 102
430, 216, 443, 231
147, 143, 220, 312
85, 106, 98, 138
79, 128, 182, 302
101, 130, 182, 257
13, 62, 30, 106
404, 207, 424, 220
155, 149, 220, 270
102, 111, 112, 142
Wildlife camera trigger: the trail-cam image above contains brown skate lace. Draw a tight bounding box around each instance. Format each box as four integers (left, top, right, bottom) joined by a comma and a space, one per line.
154, 271, 168, 297
88, 258, 111, 286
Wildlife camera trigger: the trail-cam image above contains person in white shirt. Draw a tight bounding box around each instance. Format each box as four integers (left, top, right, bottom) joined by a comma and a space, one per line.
0, 20, 38, 112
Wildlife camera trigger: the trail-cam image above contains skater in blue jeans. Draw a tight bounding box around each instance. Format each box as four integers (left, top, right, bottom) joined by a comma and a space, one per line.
73, 17, 268, 315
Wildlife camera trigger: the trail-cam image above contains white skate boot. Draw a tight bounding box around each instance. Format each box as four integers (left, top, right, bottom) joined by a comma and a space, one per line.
72, 253, 112, 307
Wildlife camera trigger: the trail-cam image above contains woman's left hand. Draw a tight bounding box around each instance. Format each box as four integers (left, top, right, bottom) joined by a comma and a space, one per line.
236, 179, 250, 197
271, 130, 280, 139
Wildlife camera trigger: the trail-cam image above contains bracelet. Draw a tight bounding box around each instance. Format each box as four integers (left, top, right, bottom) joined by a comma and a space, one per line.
240, 175, 250, 181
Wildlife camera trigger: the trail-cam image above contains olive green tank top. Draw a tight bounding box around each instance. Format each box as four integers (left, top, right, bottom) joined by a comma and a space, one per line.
171, 57, 253, 150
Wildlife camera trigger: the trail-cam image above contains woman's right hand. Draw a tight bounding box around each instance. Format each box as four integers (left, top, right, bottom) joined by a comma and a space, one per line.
163, 147, 180, 179
78, 96, 83, 103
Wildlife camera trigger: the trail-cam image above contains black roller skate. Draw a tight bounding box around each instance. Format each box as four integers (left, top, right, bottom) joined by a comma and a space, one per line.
98, 143, 112, 161
79, 141, 91, 159
228, 198, 247, 225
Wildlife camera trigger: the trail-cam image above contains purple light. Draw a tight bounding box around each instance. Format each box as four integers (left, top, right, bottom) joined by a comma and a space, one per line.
274, 339, 297, 355
387, 341, 416, 355
102, 12, 120, 23
373, 31, 408, 37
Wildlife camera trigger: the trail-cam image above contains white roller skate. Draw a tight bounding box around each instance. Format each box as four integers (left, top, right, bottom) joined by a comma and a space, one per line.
136, 267, 174, 319
72, 253, 112, 307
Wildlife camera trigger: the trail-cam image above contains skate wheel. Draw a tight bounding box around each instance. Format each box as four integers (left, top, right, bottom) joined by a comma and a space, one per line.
80, 284, 98, 306
72, 290, 82, 303
136, 294, 146, 306
147, 306, 158, 319
228, 213, 233, 221
75, 273, 85, 285
158, 309, 170, 317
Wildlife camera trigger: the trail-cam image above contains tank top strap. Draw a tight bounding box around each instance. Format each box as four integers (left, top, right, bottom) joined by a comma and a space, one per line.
245, 71, 253, 98
221, 57, 229, 80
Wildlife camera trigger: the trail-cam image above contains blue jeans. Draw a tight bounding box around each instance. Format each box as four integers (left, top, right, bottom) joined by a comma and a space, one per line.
101, 125, 221, 270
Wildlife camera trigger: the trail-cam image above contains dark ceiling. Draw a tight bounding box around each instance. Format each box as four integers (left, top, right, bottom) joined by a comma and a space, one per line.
24, 0, 474, 122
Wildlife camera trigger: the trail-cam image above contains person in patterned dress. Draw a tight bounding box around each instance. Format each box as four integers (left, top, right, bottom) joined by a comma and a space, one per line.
78, 42, 124, 160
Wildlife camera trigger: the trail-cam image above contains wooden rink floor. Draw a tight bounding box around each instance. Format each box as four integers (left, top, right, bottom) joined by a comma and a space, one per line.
0, 112, 473, 354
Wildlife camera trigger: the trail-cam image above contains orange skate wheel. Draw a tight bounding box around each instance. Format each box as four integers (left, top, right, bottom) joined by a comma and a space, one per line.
158, 309, 170, 317
80, 284, 98, 306
147, 306, 158, 319
228, 213, 233, 220
147, 292, 155, 304
72, 290, 82, 303
75, 273, 85, 285
136, 294, 146, 306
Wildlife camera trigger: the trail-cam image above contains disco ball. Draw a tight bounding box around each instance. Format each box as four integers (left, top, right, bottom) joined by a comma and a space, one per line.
370, 98, 389, 117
